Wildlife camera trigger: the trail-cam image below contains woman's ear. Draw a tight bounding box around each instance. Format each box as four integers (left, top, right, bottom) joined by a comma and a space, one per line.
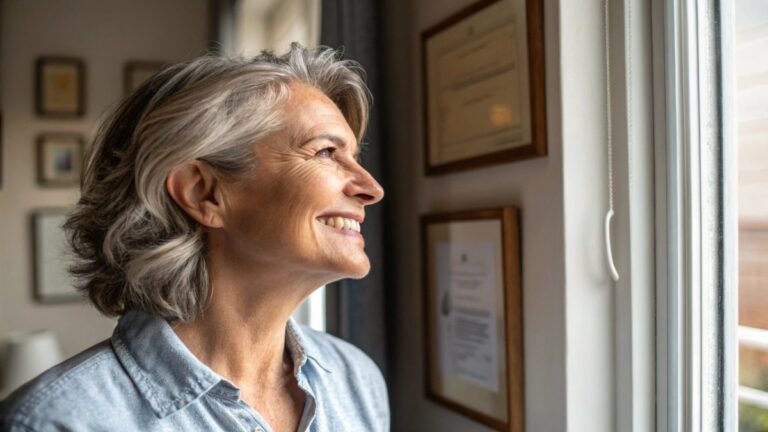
166, 161, 225, 228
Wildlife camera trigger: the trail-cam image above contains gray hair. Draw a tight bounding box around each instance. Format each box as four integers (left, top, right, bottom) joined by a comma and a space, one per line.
64, 44, 370, 322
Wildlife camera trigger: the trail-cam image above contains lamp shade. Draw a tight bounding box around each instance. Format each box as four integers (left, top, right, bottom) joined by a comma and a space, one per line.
1, 330, 63, 396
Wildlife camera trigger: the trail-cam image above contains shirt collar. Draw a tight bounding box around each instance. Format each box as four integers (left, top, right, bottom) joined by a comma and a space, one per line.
112, 310, 331, 419
112, 310, 222, 418
285, 318, 333, 375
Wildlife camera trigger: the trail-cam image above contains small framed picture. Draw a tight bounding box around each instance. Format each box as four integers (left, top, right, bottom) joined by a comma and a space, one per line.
124, 61, 165, 95
35, 57, 85, 117
32, 209, 81, 303
421, 207, 524, 431
37, 133, 84, 187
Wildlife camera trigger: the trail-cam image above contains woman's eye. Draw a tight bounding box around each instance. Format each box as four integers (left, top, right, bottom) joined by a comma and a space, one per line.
316, 147, 336, 158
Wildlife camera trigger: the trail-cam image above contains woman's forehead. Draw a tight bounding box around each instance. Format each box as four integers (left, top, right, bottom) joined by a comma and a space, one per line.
283, 86, 357, 145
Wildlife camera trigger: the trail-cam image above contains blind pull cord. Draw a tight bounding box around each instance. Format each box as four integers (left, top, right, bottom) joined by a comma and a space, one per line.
604, 0, 620, 282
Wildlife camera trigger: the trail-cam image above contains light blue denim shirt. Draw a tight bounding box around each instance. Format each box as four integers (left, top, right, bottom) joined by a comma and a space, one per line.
0, 310, 389, 431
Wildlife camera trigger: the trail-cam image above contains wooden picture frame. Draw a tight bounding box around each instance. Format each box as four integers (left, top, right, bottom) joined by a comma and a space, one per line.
421, 207, 524, 431
35, 57, 85, 118
31, 209, 81, 303
123, 61, 165, 95
422, 0, 546, 175
1, 111, 3, 189
36, 133, 84, 187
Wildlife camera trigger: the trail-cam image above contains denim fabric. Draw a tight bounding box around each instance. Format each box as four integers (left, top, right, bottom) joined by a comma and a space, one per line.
0, 310, 389, 431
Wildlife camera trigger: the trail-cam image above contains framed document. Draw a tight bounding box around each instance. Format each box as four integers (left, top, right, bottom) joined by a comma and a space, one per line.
422, 0, 546, 175
32, 210, 81, 303
35, 57, 85, 118
421, 208, 524, 431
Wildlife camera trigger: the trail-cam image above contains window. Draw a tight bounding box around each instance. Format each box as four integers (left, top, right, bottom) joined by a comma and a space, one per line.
735, 1, 768, 430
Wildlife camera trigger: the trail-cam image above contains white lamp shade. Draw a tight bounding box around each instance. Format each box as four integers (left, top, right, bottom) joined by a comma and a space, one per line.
1, 330, 63, 395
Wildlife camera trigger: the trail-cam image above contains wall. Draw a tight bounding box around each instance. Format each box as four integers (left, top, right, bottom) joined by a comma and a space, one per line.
383, 0, 615, 430
382, 0, 567, 430
0, 0, 209, 359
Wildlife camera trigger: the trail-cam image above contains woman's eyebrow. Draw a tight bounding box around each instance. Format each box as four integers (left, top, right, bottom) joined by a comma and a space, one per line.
300, 133, 361, 159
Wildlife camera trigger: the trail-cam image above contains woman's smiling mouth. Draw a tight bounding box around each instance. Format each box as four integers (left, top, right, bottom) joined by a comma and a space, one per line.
317, 216, 361, 233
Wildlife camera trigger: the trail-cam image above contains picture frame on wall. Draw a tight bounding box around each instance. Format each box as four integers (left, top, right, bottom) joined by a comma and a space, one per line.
37, 133, 84, 187
421, 207, 524, 431
123, 61, 165, 95
32, 209, 81, 303
1, 111, 3, 189
35, 57, 85, 118
422, 0, 546, 175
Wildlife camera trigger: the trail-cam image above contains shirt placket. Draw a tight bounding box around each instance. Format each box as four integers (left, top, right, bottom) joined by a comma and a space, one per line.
295, 372, 318, 432
232, 399, 271, 432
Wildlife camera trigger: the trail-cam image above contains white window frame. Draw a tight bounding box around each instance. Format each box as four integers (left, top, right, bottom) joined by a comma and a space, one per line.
652, 0, 738, 430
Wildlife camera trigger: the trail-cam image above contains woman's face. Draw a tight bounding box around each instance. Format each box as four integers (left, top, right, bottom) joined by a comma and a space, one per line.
218, 84, 383, 283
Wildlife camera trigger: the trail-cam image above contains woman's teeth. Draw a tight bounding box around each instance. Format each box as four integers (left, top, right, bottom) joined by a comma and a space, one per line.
317, 216, 361, 233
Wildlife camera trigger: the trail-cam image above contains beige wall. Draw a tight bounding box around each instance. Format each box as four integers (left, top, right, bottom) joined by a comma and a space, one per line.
382, 0, 568, 430
382, 0, 623, 428
0, 0, 209, 358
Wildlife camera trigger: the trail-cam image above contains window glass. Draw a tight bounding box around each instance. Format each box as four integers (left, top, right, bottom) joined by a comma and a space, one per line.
736, 1, 768, 430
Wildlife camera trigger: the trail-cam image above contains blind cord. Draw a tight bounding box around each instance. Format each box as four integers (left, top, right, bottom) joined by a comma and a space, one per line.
604, 0, 620, 282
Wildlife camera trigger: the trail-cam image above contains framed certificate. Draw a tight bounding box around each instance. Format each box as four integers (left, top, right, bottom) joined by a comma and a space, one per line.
422, 0, 546, 175
421, 208, 524, 431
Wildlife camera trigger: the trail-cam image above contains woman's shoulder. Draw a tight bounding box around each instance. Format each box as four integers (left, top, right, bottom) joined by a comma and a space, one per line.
0, 339, 134, 430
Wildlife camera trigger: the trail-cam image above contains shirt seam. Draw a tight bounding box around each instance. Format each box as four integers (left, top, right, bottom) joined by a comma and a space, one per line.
205, 386, 239, 401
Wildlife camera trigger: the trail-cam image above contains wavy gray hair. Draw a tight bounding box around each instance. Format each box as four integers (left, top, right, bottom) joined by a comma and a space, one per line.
65, 44, 370, 322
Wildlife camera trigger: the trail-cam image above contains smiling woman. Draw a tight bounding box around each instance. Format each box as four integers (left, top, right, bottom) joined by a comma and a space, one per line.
0, 44, 389, 432
213, 83, 382, 288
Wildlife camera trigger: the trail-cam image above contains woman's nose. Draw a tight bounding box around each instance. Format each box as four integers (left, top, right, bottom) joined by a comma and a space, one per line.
345, 164, 384, 205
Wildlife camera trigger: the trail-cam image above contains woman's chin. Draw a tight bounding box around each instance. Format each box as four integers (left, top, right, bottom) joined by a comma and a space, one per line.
334, 259, 371, 280
348, 267, 371, 280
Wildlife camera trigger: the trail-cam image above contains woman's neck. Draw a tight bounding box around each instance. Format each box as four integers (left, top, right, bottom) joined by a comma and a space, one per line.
171, 261, 316, 390
171, 271, 310, 430
172, 300, 291, 388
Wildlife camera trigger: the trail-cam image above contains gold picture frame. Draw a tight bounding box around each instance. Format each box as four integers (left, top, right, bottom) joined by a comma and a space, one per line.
421, 207, 524, 431
422, 0, 546, 175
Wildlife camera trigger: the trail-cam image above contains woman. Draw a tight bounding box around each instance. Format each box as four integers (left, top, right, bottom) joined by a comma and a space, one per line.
0, 44, 388, 431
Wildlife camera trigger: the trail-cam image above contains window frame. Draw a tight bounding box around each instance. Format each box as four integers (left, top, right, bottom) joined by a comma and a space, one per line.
652, 0, 738, 430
